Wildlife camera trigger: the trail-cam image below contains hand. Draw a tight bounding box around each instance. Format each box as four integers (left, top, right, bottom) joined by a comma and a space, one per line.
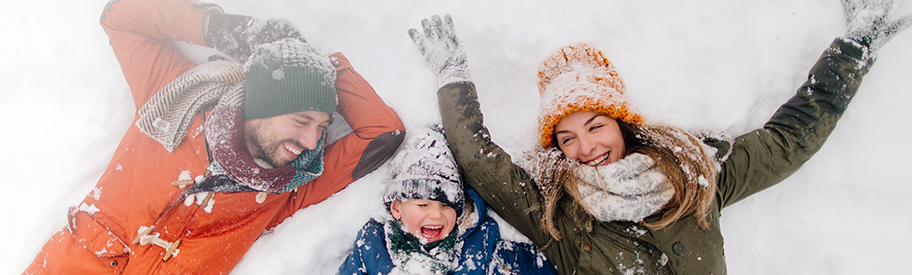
408, 14, 472, 88
206, 11, 306, 63
842, 0, 912, 51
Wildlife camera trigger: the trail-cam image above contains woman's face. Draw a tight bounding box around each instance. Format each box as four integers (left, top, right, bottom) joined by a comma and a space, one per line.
554, 110, 626, 166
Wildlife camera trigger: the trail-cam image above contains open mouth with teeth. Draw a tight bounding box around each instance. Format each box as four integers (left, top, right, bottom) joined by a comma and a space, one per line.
420, 225, 444, 241
584, 152, 611, 166
284, 143, 302, 156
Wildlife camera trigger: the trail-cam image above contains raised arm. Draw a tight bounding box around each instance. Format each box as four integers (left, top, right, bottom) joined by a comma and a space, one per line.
718, 0, 911, 207
100, 0, 308, 109
100, 0, 216, 108
278, 53, 406, 219
409, 15, 553, 246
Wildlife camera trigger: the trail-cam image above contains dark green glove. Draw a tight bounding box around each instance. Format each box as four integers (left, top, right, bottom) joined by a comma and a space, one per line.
842, 0, 912, 51
205, 10, 306, 63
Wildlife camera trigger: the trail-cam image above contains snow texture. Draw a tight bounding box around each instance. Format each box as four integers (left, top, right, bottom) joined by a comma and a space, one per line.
3, 0, 912, 274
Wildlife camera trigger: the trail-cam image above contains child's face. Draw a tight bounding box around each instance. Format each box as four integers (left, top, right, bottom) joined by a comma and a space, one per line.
390, 199, 457, 243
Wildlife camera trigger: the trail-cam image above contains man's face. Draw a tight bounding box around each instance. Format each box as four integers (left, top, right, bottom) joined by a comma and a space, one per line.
243, 110, 331, 168
390, 199, 458, 243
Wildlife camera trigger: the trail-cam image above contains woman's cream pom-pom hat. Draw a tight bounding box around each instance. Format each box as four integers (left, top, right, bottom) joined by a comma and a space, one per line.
537, 42, 643, 148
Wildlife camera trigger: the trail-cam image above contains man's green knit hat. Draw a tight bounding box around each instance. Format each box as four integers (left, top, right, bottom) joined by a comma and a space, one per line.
243, 38, 337, 120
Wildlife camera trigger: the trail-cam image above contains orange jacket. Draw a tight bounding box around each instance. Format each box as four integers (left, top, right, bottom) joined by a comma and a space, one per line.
25, 0, 405, 274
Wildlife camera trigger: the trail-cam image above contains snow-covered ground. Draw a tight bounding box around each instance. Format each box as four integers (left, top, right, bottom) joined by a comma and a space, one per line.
3, 0, 911, 274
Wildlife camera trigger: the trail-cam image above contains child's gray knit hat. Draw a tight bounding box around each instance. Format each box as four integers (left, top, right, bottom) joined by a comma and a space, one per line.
383, 125, 465, 217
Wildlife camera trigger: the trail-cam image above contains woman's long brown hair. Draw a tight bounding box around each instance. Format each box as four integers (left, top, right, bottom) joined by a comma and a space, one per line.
615, 121, 718, 230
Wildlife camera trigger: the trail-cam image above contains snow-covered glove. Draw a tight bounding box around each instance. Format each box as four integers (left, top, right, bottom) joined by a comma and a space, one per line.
205, 10, 306, 63
842, 0, 912, 51
408, 14, 472, 89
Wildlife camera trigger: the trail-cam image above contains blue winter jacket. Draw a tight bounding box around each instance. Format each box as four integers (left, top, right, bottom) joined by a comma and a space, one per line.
338, 189, 557, 274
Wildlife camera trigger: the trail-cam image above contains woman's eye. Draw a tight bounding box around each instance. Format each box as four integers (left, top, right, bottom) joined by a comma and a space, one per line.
589, 124, 603, 131
559, 137, 573, 145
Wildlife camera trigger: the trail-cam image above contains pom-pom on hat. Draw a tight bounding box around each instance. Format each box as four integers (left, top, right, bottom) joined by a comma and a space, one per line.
537, 42, 643, 148
383, 125, 465, 218
243, 38, 338, 120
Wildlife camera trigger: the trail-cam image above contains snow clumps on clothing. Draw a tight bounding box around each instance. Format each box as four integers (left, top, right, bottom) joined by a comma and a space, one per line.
383, 125, 465, 218
536, 42, 643, 148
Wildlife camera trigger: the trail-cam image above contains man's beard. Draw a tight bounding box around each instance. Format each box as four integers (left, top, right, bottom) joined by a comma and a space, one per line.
244, 126, 295, 168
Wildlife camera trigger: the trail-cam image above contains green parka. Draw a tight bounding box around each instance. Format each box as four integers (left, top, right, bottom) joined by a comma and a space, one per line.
435, 38, 872, 275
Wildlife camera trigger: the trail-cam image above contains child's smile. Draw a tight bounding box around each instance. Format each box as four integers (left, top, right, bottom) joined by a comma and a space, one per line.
420, 225, 444, 240
391, 199, 458, 243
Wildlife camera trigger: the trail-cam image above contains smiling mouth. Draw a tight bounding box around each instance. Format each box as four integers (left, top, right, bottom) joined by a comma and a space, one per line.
420, 225, 443, 241
584, 152, 611, 166
284, 143, 302, 156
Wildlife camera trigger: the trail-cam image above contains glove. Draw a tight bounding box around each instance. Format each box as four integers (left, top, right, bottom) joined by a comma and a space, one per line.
205, 10, 306, 63
842, 0, 912, 51
408, 14, 472, 89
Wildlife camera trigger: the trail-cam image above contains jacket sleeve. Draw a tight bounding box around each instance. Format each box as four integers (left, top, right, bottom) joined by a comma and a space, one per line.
437, 82, 553, 247
99, 0, 217, 109
338, 220, 392, 275
337, 226, 369, 275
337, 245, 368, 275
281, 53, 406, 215
718, 38, 873, 208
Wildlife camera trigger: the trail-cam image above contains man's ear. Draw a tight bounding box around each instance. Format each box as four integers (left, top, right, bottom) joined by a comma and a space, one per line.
390, 201, 402, 219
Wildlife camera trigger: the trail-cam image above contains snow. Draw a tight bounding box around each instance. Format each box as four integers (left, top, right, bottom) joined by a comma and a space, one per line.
1, 0, 911, 274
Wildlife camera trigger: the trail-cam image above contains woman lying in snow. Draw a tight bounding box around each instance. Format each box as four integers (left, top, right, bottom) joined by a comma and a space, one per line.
407, 0, 911, 274
338, 125, 557, 274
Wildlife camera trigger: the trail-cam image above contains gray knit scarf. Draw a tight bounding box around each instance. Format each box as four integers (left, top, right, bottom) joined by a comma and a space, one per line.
136, 60, 244, 152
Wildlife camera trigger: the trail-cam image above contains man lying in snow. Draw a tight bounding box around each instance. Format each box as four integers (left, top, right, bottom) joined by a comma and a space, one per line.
24, 0, 405, 273
338, 125, 557, 275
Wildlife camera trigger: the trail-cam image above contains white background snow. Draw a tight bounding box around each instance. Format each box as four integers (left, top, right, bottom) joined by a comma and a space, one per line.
2, 0, 911, 274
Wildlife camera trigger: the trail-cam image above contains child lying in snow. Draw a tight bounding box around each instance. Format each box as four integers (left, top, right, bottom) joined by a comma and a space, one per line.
338, 125, 557, 274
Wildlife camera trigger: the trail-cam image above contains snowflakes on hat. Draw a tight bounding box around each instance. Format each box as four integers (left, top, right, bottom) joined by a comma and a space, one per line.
383, 125, 465, 216
536, 42, 644, 148
243, 38, 336, 86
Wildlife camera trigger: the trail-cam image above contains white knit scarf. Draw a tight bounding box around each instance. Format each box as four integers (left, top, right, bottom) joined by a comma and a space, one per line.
573, 153, 674, 223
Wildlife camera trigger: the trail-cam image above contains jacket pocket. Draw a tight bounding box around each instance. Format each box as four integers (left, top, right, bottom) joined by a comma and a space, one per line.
67, 206, 130, 257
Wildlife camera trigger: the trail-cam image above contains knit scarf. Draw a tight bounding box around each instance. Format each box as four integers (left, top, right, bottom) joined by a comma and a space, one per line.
137, 60, 325, 194
136, 60, 244, 152
384, 219, 459, 274
573, 153, 674, 223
